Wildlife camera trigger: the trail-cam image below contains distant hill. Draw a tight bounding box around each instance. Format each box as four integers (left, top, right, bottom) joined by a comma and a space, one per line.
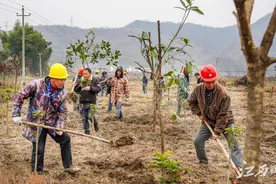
32, 13, 275, 76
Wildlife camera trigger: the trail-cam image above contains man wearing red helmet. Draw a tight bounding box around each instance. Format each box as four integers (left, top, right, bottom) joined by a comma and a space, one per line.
188, 65, 243, 170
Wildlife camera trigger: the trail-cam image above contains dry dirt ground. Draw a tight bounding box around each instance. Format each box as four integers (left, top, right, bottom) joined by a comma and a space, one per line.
0, 78, 275, 184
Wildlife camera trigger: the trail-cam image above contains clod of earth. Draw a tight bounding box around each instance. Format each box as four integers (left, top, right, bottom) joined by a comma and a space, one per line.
111, 135, 134, 148
67, 92, 78, 103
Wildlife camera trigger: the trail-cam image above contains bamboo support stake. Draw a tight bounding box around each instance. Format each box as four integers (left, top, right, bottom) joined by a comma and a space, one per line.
22, 122, 110, 143
34, 127, 39, 173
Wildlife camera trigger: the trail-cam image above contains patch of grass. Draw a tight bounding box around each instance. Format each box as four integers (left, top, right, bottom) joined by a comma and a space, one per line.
0, 86, 13, 102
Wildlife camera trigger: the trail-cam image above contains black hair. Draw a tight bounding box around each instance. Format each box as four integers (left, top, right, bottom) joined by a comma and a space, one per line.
115, 66, 124, 78
84, 68, 91, 74
102, 71, 108, 76
194, 72, 200, 76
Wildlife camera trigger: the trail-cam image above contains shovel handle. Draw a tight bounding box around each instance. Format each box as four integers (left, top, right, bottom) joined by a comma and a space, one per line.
22, 121, 111, 144
203, 120, 241, 175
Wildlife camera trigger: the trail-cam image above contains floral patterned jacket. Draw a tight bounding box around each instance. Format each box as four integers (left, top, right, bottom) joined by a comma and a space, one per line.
12, 77, 67, 142
109, 76, 129, 103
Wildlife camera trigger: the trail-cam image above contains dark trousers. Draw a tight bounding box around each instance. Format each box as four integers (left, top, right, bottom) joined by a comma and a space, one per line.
115, 101, 122, 120
142, 84, 147, 94
80, 104, 98, 132
108, 95, 113, 111
32, 128, 72, 172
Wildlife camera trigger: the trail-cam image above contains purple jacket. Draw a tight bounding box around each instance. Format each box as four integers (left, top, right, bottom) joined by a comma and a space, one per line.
12, 77, 67, 142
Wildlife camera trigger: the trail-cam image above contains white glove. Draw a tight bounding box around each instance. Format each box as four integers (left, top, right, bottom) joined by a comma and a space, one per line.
84, 86, 90, 91
13, 117, 22, 125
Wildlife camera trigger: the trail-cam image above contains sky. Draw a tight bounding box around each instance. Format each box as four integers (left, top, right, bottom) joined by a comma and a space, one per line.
0, 0, 275, 30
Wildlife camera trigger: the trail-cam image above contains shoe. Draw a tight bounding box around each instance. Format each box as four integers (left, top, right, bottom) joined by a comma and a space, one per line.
64, 166, 80, 174
119, 112, 123, 121
94, 121, 99, 132
199, 160, 208, 164
37, 171, 44, 175
32, 169, 44, 175
84, 130, 90, 135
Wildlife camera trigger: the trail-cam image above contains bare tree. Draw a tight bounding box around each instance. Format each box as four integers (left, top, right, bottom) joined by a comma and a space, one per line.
233, 1, 276, 183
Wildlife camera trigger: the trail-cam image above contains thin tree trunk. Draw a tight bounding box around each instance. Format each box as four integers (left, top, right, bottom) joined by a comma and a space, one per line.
157, 20, 164, 154
243, 67, 266, 183
34, 127, 39, 173
14, 68, 18, 94
153, 72, 157, 131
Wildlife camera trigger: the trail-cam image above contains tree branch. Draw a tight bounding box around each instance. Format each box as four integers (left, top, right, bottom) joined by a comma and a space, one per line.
233, 0, 257, 64
135, 67, 151, 74
269, 57, 276, 65
244, 0, 254, 24
134, 61, 146, 70
233, 11, 245, 54
260, 7, 276, 57
161, 9, 190, 59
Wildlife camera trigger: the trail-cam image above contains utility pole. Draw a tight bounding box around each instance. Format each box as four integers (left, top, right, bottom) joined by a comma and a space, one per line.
17, 6, 31, 87
38, 53, 42, 77
215, 57, 220, 71
5, 21, 8, 32
70, 17, 73, 27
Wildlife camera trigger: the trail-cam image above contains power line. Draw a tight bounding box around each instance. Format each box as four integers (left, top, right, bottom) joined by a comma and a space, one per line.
0, 6, 17, 14
26, 16, 76, 43
5, 0, 78, 42
25, 7, 78, 41
26, 17, 71, 40
5, 0, 21, 6
0, 2, 20, 10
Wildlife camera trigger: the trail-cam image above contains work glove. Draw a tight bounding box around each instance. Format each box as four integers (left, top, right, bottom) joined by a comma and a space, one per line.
83, 86, 90, 91
12, 117, 22, 125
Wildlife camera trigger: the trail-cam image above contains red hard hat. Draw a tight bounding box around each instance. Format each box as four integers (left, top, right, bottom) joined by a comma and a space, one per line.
183, 66, 186, 73
78, 68, 84, 75
200, 65, 217, 82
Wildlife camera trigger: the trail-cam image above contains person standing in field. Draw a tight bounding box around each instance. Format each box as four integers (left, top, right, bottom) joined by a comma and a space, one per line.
108, 66, 130, 121
99, 71, 108, 97
194, 72, 203, 84
74, 68, 101, 134
142, 71, 148, 95
12, 63, 80, 175
106, 75, 113, 112
188, 64, 243, 170
177, 66, 190, 117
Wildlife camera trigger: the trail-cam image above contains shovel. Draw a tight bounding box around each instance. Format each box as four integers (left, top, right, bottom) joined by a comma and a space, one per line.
22, 121, 110, 143
203, 120, 241, 177
21, 122, 134, 147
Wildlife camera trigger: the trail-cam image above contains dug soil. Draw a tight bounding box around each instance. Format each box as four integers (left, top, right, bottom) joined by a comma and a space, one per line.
0, 79, 275, 184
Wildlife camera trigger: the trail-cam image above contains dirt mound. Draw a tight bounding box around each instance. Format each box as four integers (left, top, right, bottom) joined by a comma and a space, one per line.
67, 92, 78, 103
103, 115, 115, 122
265, 134, 276, 142
85, 157, 145, 170
125, 113, 152, 125
164, 125, 186, 137
112, 135, 134, 147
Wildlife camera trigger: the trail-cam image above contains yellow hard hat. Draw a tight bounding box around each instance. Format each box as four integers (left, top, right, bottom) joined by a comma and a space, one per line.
95, 69, 100, 74
48, 63, 68, 79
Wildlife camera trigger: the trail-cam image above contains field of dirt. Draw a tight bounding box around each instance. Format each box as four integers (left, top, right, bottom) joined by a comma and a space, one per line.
0, 78, 275, 184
